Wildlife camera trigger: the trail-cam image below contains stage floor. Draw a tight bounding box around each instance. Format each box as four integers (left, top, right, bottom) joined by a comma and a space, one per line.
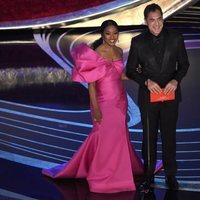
0, 158, 200, 200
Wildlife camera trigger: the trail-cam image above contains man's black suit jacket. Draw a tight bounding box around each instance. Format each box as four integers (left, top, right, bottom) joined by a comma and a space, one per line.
126, 28, 189, 106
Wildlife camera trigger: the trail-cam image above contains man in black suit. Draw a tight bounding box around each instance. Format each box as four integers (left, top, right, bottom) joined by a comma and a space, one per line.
126, 3, 189, 190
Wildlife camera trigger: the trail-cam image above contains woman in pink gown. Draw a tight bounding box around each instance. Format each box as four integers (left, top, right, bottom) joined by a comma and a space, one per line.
42, 20, 143, 193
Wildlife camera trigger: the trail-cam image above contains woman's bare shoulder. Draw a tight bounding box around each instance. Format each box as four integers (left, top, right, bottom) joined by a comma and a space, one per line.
95, 44, 104, 53
115, 46, 123, 57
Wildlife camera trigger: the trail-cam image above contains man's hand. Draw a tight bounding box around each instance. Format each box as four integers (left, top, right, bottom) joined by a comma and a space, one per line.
164, 79, 178, 94
146, 79, 162, 94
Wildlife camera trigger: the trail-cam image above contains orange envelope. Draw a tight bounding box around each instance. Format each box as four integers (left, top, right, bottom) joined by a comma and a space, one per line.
150, 89, 175, 102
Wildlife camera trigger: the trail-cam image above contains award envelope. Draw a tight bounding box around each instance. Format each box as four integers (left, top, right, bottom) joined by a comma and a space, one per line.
150, 89, 175, 102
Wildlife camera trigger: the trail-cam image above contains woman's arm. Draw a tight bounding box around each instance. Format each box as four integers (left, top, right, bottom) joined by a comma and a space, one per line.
88, 82, 102, 123
117, 47, 129, 80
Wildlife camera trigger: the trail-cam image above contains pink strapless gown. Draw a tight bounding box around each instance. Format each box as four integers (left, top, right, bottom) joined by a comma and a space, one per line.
42, 43, 143, 193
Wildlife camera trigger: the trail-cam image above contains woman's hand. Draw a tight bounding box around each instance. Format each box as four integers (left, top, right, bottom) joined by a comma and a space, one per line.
121, 73, 129, 80
93, 108, 102, 123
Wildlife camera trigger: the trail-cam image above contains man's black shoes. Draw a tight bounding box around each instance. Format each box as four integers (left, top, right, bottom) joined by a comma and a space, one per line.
139, 177, 154, 192
140, 176, 179, 192
165, 176, 179, 190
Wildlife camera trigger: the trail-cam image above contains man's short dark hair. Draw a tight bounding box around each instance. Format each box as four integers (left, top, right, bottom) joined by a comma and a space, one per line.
144, 3, 163, 19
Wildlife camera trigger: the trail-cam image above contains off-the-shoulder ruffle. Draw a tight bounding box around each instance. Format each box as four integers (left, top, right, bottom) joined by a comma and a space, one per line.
71, 43, 108, 83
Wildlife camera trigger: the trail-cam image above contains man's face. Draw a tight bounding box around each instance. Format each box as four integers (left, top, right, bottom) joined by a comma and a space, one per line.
145, 9, 164, 36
